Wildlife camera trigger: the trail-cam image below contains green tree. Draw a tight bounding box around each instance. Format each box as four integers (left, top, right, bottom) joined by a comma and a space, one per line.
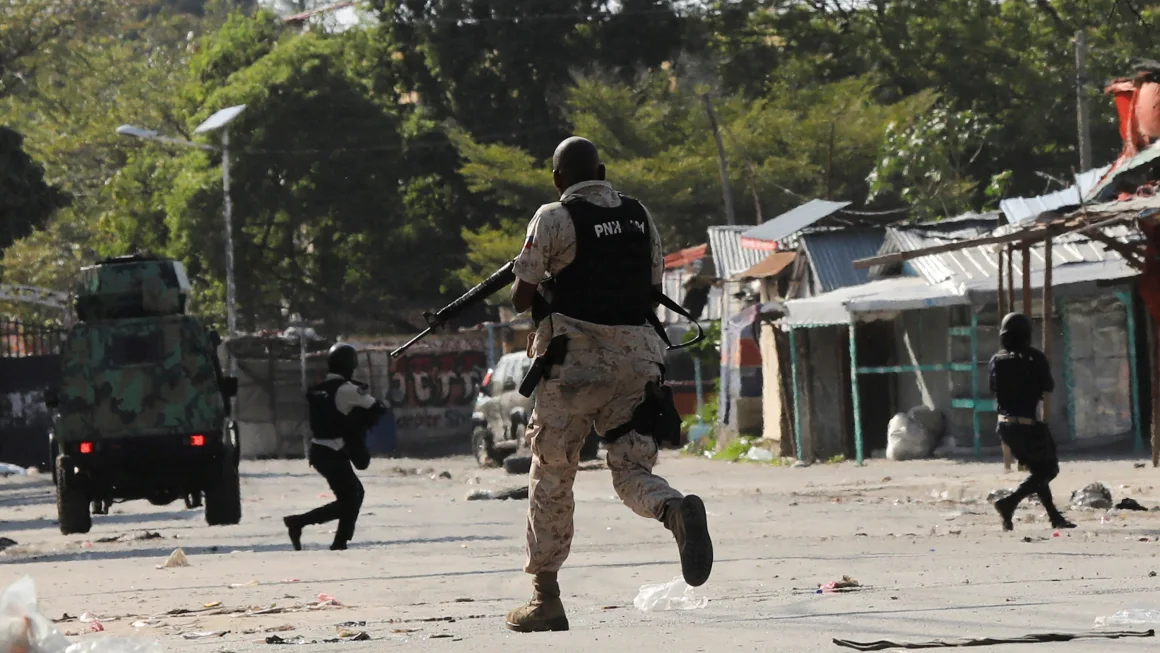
0, 127, 71, 256
452, 72, 929, 284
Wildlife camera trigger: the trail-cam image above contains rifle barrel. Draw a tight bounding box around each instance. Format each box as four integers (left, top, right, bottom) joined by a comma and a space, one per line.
390, 327, 432, 358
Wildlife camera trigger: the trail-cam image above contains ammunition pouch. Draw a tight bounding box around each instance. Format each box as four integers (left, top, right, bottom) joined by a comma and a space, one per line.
519, 335, 568, 398
604, 379, 682, 448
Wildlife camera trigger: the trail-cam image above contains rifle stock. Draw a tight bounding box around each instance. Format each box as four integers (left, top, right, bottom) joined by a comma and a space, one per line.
390, 260, 517, 358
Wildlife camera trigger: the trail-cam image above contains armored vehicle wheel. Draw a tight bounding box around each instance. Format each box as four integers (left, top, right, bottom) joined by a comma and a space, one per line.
473, 426, 499, 468
503, 455, 533, 475
56, 459, 91, 535
205, 454, 241, 526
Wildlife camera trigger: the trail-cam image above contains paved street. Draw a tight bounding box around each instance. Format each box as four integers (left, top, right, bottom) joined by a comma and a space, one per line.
2, 453, 1160, 651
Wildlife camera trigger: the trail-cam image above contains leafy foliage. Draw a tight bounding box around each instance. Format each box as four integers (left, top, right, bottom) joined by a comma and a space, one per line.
4, 0, 1160, 331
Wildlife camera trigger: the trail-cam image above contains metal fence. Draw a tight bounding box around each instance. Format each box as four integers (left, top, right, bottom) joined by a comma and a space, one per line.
0, 318, 63, 358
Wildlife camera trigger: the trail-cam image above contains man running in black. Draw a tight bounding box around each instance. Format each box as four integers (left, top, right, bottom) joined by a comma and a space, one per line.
990, 313, 1076, 531
284, 343, 385, 550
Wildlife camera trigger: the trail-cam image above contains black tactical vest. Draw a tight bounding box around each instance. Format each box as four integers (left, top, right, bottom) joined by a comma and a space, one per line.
991, 350, 1045, 419
550, 195, 654, 326
306, 377, 364, 443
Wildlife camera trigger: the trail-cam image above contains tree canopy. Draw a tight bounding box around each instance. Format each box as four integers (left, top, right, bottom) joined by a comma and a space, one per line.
1, 0, 1154, 330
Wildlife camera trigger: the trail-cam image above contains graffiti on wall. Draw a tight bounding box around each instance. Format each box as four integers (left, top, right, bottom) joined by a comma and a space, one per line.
388, 350, 487, 408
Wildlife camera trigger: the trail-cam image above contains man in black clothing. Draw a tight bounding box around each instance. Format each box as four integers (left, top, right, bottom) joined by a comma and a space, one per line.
990, 312, 1076, 531
284, 343, 385, 550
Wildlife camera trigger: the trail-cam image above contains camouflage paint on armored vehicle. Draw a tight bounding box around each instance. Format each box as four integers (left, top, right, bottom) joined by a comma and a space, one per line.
56, 317, 226, 439
46, 254, 241, 535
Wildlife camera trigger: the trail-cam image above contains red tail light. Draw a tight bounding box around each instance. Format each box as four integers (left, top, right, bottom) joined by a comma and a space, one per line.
482, 370, 493, 388
190, 434, 206, 447
79, 442, 93, 454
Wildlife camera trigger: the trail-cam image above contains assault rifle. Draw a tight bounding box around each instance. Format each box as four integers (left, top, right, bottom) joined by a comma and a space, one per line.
390, 260, 516, 358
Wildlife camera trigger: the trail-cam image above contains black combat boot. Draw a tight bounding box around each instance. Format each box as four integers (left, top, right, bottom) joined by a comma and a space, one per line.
1039, 489, 1076, 529
283, 516, 303, 551
505, 572, 569, 633
661, 495, 714, 587
993, 495, 1018, 531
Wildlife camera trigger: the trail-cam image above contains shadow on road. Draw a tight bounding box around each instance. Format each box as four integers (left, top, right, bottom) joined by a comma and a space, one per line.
0, 534, 509, 565
0, 509, 199, 533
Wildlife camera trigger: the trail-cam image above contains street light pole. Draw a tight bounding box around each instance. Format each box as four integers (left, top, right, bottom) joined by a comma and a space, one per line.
117, 104, 246, 374
221, 128, 237, 357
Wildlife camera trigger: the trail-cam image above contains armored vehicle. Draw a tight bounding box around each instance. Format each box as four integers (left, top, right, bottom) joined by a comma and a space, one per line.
44, 254, 241, 535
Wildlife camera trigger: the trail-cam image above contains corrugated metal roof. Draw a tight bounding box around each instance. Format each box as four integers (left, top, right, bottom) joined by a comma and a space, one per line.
782, 277, 966, 327
800, 229, 886, 292
1089, 142, 1160, 201
740, 199, 852, 245
707, 226, 767, 280
885, 224, 1134, 287
736, 251, 797, 279
1000, 165, 1111, 224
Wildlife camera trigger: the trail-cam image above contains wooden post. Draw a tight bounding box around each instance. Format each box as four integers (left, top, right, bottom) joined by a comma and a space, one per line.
1006, 244, 1016, 312
1150, 314, 1160, 467
998, 247, 1007, 318
1042, 238, 1054, 424
1021, 244, 1033, 314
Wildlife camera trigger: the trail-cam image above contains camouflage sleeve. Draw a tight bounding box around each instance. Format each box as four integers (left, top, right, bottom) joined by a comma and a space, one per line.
513, 204, 576, 283
642, 203, 664, 285
513, 208, 549, 285
335, 381, 378, 415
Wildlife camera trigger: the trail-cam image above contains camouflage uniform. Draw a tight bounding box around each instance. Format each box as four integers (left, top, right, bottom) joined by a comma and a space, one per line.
512, 180, 691, 574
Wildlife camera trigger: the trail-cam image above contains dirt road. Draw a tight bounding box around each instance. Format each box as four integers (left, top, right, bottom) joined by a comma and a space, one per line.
2, 454, 1160, 651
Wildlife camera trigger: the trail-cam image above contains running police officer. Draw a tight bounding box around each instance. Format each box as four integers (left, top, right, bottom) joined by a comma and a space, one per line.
284, 343, 385, 550
503, 136, 712, 633
990, 312, 1076, 531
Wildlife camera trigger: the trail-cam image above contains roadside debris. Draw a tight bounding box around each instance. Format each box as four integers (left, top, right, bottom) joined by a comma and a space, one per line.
180, 630, 228, 639
744, 446, 775, 462
229, 580, 260, 589
1094, 609, 1160, 628
885, 406, 942, 461
158, 548, 188, 569
0, 537, 17, 552
95, 532, 162, 544
465, 487, 529, 501
1, 575, 162, 652
813, 576, 863, 594
834, 630, 1154, 650
1070, 482, 1113, 510
1116, 498, 1149, 511
266, 630, 370, 645
633, 577, 708, 612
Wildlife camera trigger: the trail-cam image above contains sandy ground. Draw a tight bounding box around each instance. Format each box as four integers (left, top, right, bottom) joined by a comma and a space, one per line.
2, 452, 1160, 652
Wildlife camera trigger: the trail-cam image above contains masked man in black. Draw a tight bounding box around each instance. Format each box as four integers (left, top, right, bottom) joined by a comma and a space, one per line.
990, 313, 1076, 531
284, 343, 385, 550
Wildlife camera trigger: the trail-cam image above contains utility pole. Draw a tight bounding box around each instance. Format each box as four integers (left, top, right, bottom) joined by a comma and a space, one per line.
700, 94, 736, 226
1076, 29, 1093, 172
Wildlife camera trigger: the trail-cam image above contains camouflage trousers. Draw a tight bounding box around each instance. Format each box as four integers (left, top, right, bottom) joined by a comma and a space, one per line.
524, 345, 684, 574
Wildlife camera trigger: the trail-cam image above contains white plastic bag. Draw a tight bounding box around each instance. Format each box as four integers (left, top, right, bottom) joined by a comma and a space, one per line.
633, 577, 708, 612
0, 576, 161, 653
1093, 608, 1160, 628
886, 407, 939, 461
0, 576, 71, 653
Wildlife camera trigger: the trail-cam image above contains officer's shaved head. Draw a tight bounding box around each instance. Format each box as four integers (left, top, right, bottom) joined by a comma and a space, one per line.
552, 136, 605, 194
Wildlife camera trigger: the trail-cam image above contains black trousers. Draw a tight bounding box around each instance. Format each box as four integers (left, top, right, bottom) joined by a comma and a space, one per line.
998, 422, 1063, 519
293, 444, 365, 545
